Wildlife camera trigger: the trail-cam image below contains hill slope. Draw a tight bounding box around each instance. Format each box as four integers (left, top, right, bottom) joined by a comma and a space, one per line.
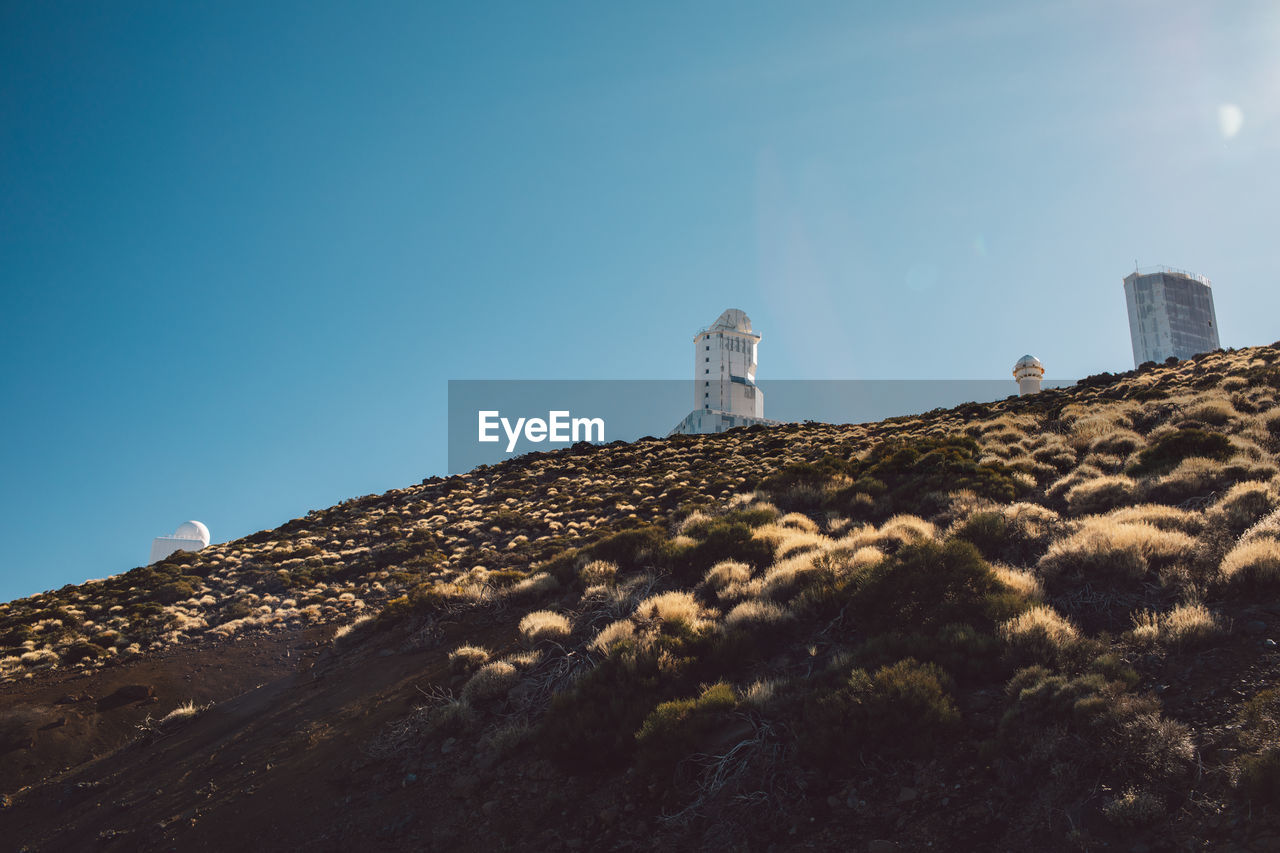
5, 344, 1280, 851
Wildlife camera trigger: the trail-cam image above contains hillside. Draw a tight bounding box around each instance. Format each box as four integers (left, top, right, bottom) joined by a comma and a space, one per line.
5, 344, 1280, 851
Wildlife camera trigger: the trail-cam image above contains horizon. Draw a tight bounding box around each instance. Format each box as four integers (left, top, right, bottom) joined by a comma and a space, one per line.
3, 1, 1279, 601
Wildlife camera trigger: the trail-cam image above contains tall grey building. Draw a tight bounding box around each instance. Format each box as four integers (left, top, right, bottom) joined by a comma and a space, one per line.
1123, 267, 1220, 367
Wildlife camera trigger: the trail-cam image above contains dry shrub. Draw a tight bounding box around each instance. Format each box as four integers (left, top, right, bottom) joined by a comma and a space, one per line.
1038, 519, 1198, 585
777, 512, 818, 532
1129, 603, 1221, 648
1106, 504, 1205, 535
578, 560, 618, 585
1103, 787, 1166, 827
518, 610, 572, 646
1186, 398, 1237, 426
1209, 481, 1279, 533
448, 644, 491, 674
752, 523, 827, 559
1064, 475, 1140, 516
634, 591, 711, 630
877, 514, 936, 545
461, 660, 519, 702
1000, 605, 1078, 663
991, 564, 1044, 601
1089, 429, 1147, 458
702, 560, 752, 595
1220, 539, 1280, 589
590, 619, 635, 653
724, 600, 792, 629
1046, 464, 1105, 504
508, 572, 559, 597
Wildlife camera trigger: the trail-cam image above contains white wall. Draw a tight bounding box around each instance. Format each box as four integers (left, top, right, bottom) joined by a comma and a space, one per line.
149, 537, 206, 564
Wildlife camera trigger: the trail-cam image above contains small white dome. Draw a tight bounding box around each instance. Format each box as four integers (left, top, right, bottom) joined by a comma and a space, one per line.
172, 520, 210, 545
1015, 354, 1042, 369
710, 308, 753, 333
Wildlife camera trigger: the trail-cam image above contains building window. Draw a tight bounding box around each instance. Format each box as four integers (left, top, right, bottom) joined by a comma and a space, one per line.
705, 369, 709, 374
705, 357, 709, 362
704, 381, 709, 387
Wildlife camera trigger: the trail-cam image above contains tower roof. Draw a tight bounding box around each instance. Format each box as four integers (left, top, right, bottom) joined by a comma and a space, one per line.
710, 309, 753, 333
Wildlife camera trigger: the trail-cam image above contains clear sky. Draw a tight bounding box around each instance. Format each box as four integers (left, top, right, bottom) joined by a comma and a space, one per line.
3, 0, 1278, 601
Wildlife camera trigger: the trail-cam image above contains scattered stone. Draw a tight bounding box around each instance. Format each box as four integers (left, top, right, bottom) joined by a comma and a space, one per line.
897, 787, 917, 804
440, 738, 457, 755
1265, 639, 1278, 649
869, 841, 898, 853
97, 684, 154, 711
1244, 620, 1267, 635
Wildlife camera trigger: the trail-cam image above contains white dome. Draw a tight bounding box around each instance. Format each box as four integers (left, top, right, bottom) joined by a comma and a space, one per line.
172, 520, 210, 545
710, 308, 753, 333
1013, 354, 1045, 379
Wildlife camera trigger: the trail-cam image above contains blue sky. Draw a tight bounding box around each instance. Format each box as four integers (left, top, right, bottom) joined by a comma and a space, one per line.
2, 0, 1278, 601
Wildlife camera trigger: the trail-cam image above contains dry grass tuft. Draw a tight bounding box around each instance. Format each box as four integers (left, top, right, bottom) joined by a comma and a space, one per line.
634, 591, 711, 630
518, 610, 572, 646
1038, 519, 1198, 584
991, 564, 1044, 601
1065, 475, 1140, 516
448, 644, 491, 674
1000, 605, 1078, 659
578, 560, 618, 585
461, 660, 519, 702
724, 600, 793, 629
1130, 603, 1221, 648
1220, 539, 1280, 588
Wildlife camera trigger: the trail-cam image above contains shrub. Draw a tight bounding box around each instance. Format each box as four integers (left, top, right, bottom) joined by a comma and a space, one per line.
1237, 689, 1280, 803
1106, 504, 1205, 535
833, 436, 1027, 520
999, 605, 1078, 664
1064, 475, 1140, 516
1129, 603, 1221, 648
1103, 787, 1166, 827
803, 659, 959, 763
1220, 539, 1280, 589
578, 560, 618, 585
1038, 519, 1198, 586
847, 540, 1024, 634
1210, 481, 1279, 533
590, 619, 635, 654
517, 610, 572, 646
635, 681, 738, 773
507, 572, 559, 598
461, 661, 519, 703
634, 591, 710, 631
723, 600, 792, 629
998, 667, 1193, 791
701, 560, 752, 596
448, 644, 491, 674
990, 564, 1043, 601
158, 700, 205, 728
1127, 428, 1233, 476
953, 503, 1062, 565
61, 641, 105, 665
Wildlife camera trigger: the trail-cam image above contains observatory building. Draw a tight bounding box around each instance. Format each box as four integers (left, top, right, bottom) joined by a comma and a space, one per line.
150, 520, 211, 564
670, 309, 780, 435
1013, 354, 1044, 396
1123, 267, 1220, 367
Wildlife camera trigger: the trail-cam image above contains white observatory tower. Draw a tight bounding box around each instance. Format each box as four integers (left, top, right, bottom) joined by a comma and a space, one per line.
150, 520, 211, 564
1013, 354, 1044, 396
670, 309, 780, 435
